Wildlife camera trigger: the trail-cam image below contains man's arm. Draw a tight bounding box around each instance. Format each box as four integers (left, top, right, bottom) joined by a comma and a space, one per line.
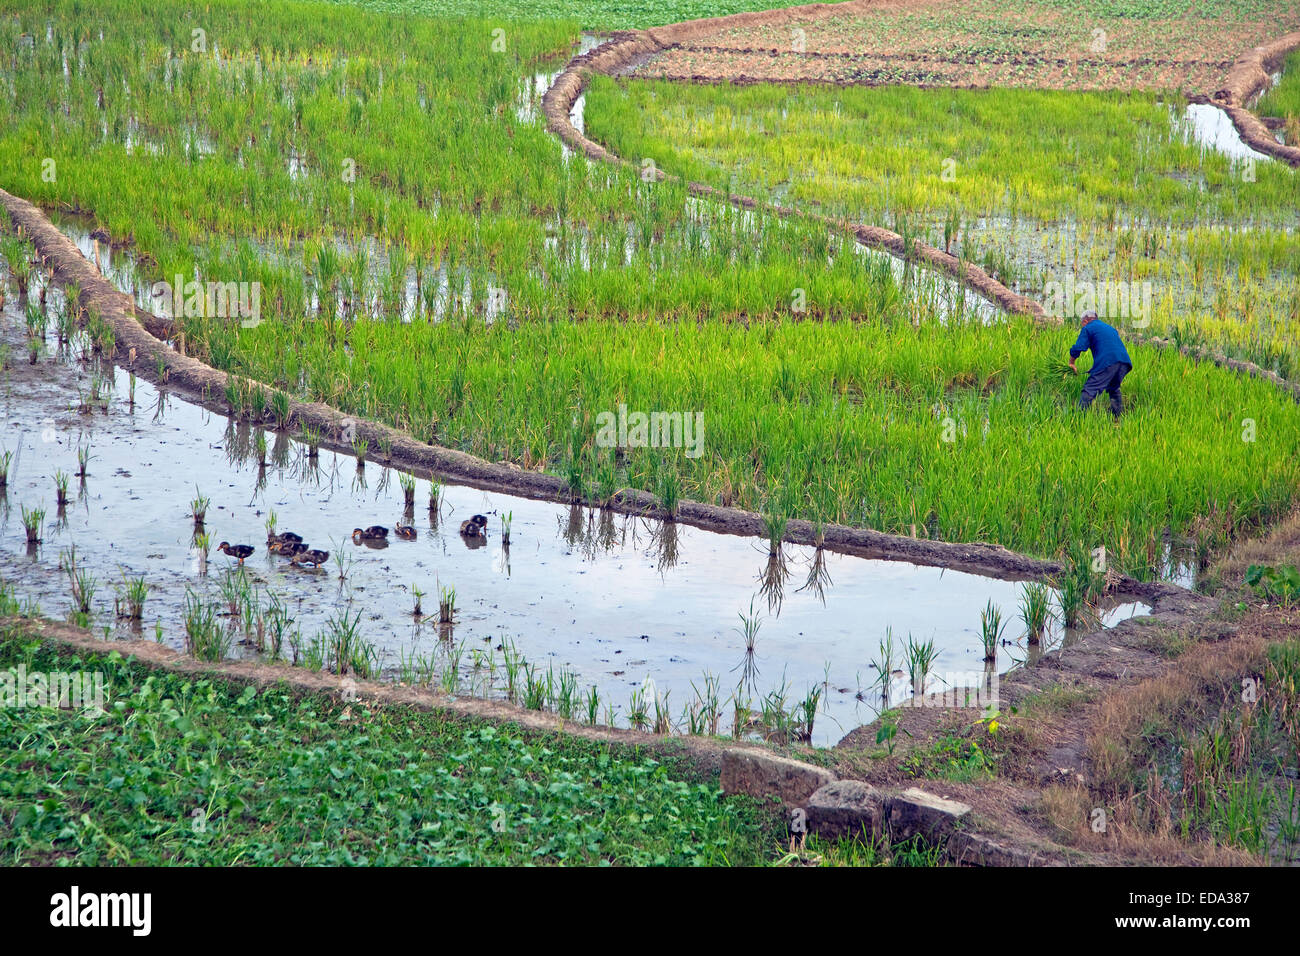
1068, 326, 1089, 371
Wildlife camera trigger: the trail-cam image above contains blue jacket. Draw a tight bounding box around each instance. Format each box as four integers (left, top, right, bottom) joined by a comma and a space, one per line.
1070, 319, 1131, 373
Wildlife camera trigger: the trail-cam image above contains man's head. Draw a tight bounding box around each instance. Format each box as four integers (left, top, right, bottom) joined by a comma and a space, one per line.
1080, 309, 1098, 327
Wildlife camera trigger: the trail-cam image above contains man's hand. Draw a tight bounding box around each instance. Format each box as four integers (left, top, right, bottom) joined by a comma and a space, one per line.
1068, 357, 1077, 373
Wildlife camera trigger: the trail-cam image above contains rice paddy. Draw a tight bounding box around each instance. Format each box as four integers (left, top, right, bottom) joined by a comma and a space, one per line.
3, 0, 1300, 873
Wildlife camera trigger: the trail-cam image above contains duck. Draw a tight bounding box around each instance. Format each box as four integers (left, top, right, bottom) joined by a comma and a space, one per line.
394, 520, 416, 540
459, 514, 488, 537
291, 548, 329, 568
217, 541, 255, 564
352, 525, 389, 542
268, 530, 304, 547
272, 540, 309, 558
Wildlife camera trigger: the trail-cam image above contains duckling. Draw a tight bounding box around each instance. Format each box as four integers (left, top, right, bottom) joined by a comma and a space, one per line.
273, 540, 309, 558
352, 525, 389, 542
291, 548, 330, 568
394, 520, 416, 540
459, 514, 488, 537
268, 530, 304, 547
217, 541, 255, 565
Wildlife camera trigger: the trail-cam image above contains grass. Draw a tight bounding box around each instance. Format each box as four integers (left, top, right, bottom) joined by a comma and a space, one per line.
5, 0, 1300, 577
0, 625, 783, 865
587, 75, 1300, 376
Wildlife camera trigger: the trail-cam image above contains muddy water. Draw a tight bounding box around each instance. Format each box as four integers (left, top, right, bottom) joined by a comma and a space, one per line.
0, 293, 1149, 745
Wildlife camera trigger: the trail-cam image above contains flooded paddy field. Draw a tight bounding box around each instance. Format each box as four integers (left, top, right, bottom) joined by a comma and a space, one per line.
0, 294, 1148, 746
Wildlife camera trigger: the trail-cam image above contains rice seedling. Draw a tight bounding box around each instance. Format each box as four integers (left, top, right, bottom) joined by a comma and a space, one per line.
183, 591, 229, 662
690, 672, 723, 736
113, 573, 150, 620
427, 479, 444, 516
651, 686, 673, 734
500, 510, 512, 546
75, 443, 95, 478
1019, 581, 1052, 645
584, 684, 601, 726
904, 633, 939, 699
656, 468, 680, 519
0, 449, 12, 489
190, 487, 209, 525
979, 599, 1007, 663
627, 684, 650, 731
253, 431, 269, 467
399, 472, 416, 509
21, 504, 45, 544
438, 583, 456, 624
60, 547, 96, 616
53, 470, 70, 507
300, 423, 322, 458
352, 436, 369, 467
411, 583, 426, 618
193, 531, 212, 572
323, 606, 370, 677
732, 598, 762, 693
522, 663, 548, 711
270, 391, 291, 431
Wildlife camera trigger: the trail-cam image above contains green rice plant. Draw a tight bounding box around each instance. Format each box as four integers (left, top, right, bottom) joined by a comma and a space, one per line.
113, 572, 150, 620
501, 638, 522, 703
411, 583, 426, 618
183, 590, 229, 662
1, 236, 32, 296
75, 443, 95, 478
299, 423, 322, 458
270, 391, 292, 431
53, 470, 70, 507
522, 663, 548, 712
427, 480, 444, 515
731, 684, 754, 740
0, 448, 12, 489
733, 597, 762, 693
218, 567, 251, 619
60, 547, 96, 616
352, 435, 369, 466
627, 684, 650, 731
904, 633, 939, 699
584, 684, 601, 726
399, 472, 416, 508
797, 683, 823, 744
979, 599, 1007, 663
193, 531, 213, 571
500, 510, 512, 546
253, 430, 269, 467
1020, 581, 1052, 645
652, 686, 673, 735
190, 486, 209, 524
690, 672, 722, 736
440, 640, 464, 694
25, 301, 47, 339
323, 606, 371, 677
21, 503, 45, 544
556, 669, 578, 721
656, 467, 680, 518
438, 583, 456, 624
263, 592, 292, 661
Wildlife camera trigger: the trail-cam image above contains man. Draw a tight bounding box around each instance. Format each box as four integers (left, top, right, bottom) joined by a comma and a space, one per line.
1069, 310, 1133, 419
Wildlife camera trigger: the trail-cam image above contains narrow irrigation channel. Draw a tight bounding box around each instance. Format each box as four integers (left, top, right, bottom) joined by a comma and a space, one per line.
0, 291, 1150, 747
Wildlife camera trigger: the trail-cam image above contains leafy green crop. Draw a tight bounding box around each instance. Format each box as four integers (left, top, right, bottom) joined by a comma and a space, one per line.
0, 628, 779, 865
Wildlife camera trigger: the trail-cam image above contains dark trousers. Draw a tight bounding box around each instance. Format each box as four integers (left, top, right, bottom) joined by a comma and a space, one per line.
1080, 361, 1131, 418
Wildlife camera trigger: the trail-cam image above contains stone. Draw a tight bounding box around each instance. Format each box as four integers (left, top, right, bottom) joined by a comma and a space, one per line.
886, 787, 972, 841
719, 749, 835, 806
805, 780, 884, 840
